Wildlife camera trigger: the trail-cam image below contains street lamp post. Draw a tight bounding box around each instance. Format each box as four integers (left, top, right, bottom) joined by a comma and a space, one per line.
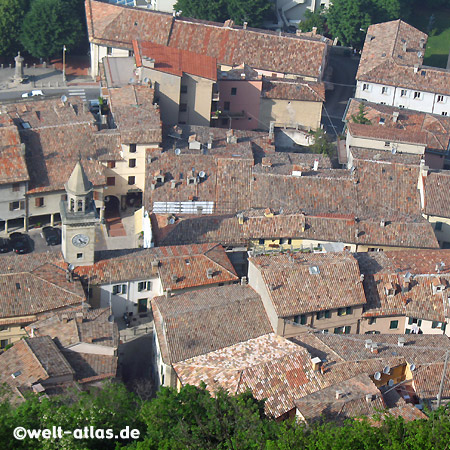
62, 45, 66, 83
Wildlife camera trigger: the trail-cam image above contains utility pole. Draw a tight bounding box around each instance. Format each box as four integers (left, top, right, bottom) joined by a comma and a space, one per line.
437, 349, 449, 408
62, 45, 66, 84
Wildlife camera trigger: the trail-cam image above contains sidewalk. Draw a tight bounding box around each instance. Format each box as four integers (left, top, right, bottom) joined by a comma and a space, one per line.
0, 55, 98, 90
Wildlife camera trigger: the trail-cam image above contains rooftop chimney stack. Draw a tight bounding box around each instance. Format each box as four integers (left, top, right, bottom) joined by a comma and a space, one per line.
311, 357, 322, 371
403, 42, 407, 52
336, 390, 344, 400
243, 21, 248, 29
393, 111, 399, 123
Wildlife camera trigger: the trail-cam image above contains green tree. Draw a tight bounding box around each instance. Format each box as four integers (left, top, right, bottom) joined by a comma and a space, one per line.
327, 0, 410, 49
309, 129, 334, 156
298, 9, 327, 34
174, 0, 228, 22
20, 0, 83, 60
0, 0, 29, 58
174, 0, 273, 28
351, 102, 371, 124
135, 384, 275, 450
226, 0, 273, 28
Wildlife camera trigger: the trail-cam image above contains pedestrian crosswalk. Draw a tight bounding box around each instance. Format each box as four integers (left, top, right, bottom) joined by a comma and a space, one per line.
68, 88, 86, 101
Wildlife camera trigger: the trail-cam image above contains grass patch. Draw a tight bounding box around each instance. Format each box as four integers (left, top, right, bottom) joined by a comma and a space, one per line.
410, 7, 450, 68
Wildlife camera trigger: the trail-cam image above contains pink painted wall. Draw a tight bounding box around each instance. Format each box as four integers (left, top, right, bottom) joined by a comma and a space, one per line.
218, 80, 262, 130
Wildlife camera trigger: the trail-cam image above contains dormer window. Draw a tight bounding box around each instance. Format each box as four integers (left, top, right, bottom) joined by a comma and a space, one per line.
432, 277, 445, 294
384, 282, 395, 296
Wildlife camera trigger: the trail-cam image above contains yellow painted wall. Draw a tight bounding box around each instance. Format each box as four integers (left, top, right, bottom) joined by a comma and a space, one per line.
259, 98, 323, 131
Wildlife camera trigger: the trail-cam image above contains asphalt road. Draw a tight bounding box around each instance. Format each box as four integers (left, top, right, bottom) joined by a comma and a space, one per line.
0, 87, 101, 104
322, 50, 360, 136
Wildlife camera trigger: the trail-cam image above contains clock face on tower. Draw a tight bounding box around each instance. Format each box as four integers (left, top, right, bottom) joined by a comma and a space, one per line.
72, 234, 90, 248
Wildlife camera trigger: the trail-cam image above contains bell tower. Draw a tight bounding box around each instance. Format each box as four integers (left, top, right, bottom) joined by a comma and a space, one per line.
61, 161, 99, 266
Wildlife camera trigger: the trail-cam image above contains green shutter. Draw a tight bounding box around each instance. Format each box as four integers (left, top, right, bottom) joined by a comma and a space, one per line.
325, 310, 331, 318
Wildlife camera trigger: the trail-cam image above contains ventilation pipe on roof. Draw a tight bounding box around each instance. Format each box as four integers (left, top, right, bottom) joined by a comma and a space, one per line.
243, 22, 248, 29
335, 390, 344, 399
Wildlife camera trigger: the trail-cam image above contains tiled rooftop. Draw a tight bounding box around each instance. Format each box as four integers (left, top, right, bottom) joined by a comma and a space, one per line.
346, 99, 450, 152
0, 336, 74, 403
423, 171, 450, 217
0, 126, 29, 184
133, 40, 217, 81
156, 211, 438, 249
174, 333, 413, 418
293, 333, 450, 366
250, 252, 367, 317
261, 79, 325, 102
86, 0, 329, 79
61, 350, 117, 382
0, 259, 85, 320
75, 243, 238, 288
27, 308, 119, 349
357, 20, 450, 95
152, 284, 272, 364
412, 361, 450, 400
294, 373, 386, 423
356, 250, 450, 322
107, 85, 162, 144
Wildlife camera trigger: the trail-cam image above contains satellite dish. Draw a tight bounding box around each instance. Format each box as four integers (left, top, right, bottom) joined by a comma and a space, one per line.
374, 372, 381, 381
108, 314, 115, 323
175, 148, 181, 155
68, 264, 75, 272
199, 171, 206, 178
61, 95, 67, 103
168, 217, 175, 225
143, 77, 150, 84
383, 366, 391, 375
388, 379, 394, 387
128, 77, 135, 84
410, 364, 416, 371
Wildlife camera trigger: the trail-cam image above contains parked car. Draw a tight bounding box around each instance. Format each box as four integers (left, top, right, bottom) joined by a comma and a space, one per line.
42, 226, 61, 246
9, 232, 32, 254
0, 238, 12, 253
21, 90, 44, 98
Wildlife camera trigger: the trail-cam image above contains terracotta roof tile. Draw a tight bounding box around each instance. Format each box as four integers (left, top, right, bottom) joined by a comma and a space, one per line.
86, 0, 329, 79
0, 126, 29, 184
262, 79, 325, 102
294, 373, 386, 423
152, 284, 272, 364
0, 260, 85, 319
107, 85, 162, 144
424, 171, 450, 217
250, 253, 366, 317
0, 336, 74, 404
357, 20, 450, 95
134, 40, 217, 81
175, 333, 416, 418
75, 243, 238, 288
346, 100, 450, 151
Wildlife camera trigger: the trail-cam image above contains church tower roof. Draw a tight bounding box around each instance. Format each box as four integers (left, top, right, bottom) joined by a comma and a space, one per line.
66, 161, 93, 196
